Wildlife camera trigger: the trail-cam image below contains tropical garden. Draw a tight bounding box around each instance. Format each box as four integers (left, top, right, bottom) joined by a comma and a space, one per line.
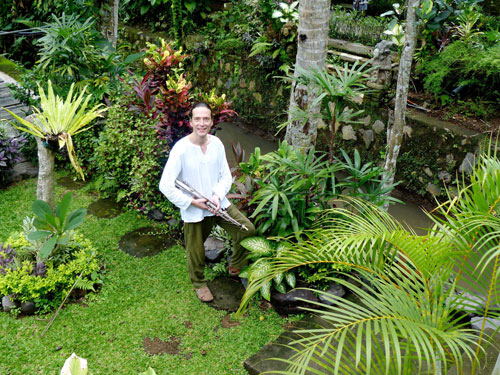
0, 0, 499, 374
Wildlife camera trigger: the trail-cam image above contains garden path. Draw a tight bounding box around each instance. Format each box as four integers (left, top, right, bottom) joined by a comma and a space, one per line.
0, 72, 29, 137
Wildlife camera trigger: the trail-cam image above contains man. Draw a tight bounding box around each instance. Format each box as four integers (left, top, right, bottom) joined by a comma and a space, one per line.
159, 102, 255, 302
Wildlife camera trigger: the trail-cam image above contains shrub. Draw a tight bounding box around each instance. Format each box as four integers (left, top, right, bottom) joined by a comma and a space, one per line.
0, 135, 26, 185
0, 231, 100, 313
419, 40, 500, 101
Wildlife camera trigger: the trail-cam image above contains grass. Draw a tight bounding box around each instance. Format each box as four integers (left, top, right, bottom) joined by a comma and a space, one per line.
0, 56, 22, 81
0, 174, 290, 374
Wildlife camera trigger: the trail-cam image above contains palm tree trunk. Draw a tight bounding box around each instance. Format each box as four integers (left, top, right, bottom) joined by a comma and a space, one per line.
99, 0, 119, 48
285, 0, 331, 151
36, 137, 55, 208
382, 0, 418, 210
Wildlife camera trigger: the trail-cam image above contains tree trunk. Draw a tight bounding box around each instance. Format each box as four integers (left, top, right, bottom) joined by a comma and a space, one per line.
382, 0, 418, 210
285, 0, 331, 151
36, 137, 55, 208
99, 0, 119, 48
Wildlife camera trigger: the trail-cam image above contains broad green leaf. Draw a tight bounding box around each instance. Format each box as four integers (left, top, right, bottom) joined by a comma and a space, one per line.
32, 199, 53, 219
274, 271, 284, 285
64, 208, 87, 231
285, 271, 296, 288
40, 236, 58, 259
241, 237, 275, 257
45, 212, 58, 229
57, 192, 73, 226
57, 235, 70, 245
27, 230, 52, 241
274, 281, 286, 294
260, 280, 272, 301
33, 218, 52, 231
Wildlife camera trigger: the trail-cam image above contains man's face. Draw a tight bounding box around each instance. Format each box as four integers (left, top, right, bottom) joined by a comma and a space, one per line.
190, 107, 213, 137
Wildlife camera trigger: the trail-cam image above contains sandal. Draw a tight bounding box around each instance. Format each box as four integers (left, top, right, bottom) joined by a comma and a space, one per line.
195, 286, 214, 302
228, 266, 241, 277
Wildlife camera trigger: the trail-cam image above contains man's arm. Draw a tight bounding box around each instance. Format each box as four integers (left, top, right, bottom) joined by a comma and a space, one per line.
158, 147, 192, 210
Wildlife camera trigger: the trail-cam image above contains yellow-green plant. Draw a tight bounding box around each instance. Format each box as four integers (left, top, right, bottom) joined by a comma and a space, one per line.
2, 80, 106, 180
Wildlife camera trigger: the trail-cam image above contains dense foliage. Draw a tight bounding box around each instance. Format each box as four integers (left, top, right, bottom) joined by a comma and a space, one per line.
0, 135, 26, 185
0, 193, 100, 313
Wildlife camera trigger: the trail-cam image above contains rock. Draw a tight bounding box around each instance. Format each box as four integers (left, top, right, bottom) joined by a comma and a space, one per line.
342, 125, 357, 141
224, 79, 232, 89
403, 125, 413, 138
167, 218, 179, 228
2, 294, 19, 313
239, 79, 246, 88
248, 80, 255, 91
471, 317, 500, 331
423, 167, 433, 177
5, 161, 38, 184
438, 171, 452, 183
459, 152, 475, 174
361, 115, 371, 126
253, 92, 262, 103
270, 286, 321, 315
361, 129, 374, 149
147, 208, 165, 221
20, 301, 36, 315
372, 119, 385, 134
206, 277, 245, 312
224, 63, 231, 72
204, 236, 226, 263
318, 283, 346, 306
426, 183, 441, 196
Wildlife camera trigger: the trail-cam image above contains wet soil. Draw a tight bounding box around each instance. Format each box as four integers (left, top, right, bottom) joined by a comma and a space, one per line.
143, 336, 181, 355
57, 176, 86, 190
221, 313, 241, 328
87, 197, 125, 219
118, 226, 177, 258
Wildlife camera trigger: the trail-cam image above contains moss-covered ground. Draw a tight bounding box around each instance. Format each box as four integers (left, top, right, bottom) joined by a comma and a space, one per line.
0, 174, 289, 374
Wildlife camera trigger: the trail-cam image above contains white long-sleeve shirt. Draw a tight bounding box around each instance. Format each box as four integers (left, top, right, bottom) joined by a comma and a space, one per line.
159, 134, 232, 223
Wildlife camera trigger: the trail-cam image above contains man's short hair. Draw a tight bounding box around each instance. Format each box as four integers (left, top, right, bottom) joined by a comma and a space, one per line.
190, 102, 212, 118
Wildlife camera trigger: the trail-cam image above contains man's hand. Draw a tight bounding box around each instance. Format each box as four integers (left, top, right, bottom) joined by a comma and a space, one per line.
210, 194, 220, 214
191, 198, 209, 210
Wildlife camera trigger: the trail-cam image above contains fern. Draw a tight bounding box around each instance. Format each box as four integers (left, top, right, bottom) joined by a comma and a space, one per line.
75, 278, 96, 291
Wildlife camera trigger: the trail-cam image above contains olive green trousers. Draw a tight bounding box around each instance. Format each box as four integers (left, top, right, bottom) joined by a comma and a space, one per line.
183, 204, 256, 288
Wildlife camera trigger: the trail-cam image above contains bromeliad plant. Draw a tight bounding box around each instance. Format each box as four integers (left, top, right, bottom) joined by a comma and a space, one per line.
2, 80, 106, 207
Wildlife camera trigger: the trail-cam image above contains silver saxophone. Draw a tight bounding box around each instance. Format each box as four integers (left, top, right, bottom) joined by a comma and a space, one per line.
175, 179, 248, 231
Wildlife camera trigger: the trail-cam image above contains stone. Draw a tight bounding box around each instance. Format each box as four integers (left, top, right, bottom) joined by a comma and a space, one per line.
224, 63, 231, 72
206, 277, 246, 312
20, 301, 36, 315
361, 115, 371, 126
248, 80, 255, 91
204, 236, 226, 263
403, 125, 413, 138
5, 161, 38, 184
224, 79, 232, 89
118, 227, 175, 258
167, 218, 179, 228
372, 119, 385, 134
253, 93, 262, 103
361, 129, 374, 149
270, 286, 321, 315
423, 167, 433, 177
426, 183, 441, 196
459, 152, 475, 174
87, 198, 124, 219
239, 79, 246, 88
438, 171, 452, 183
2, 294, 19, 313
318, 283, 346, 306
147, 208, 165, 221
342, 125, 357, 141
471, 317, 500, 331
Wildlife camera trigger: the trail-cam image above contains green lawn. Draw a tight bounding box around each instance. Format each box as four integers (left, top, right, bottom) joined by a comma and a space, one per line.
0, 175, 288, 374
